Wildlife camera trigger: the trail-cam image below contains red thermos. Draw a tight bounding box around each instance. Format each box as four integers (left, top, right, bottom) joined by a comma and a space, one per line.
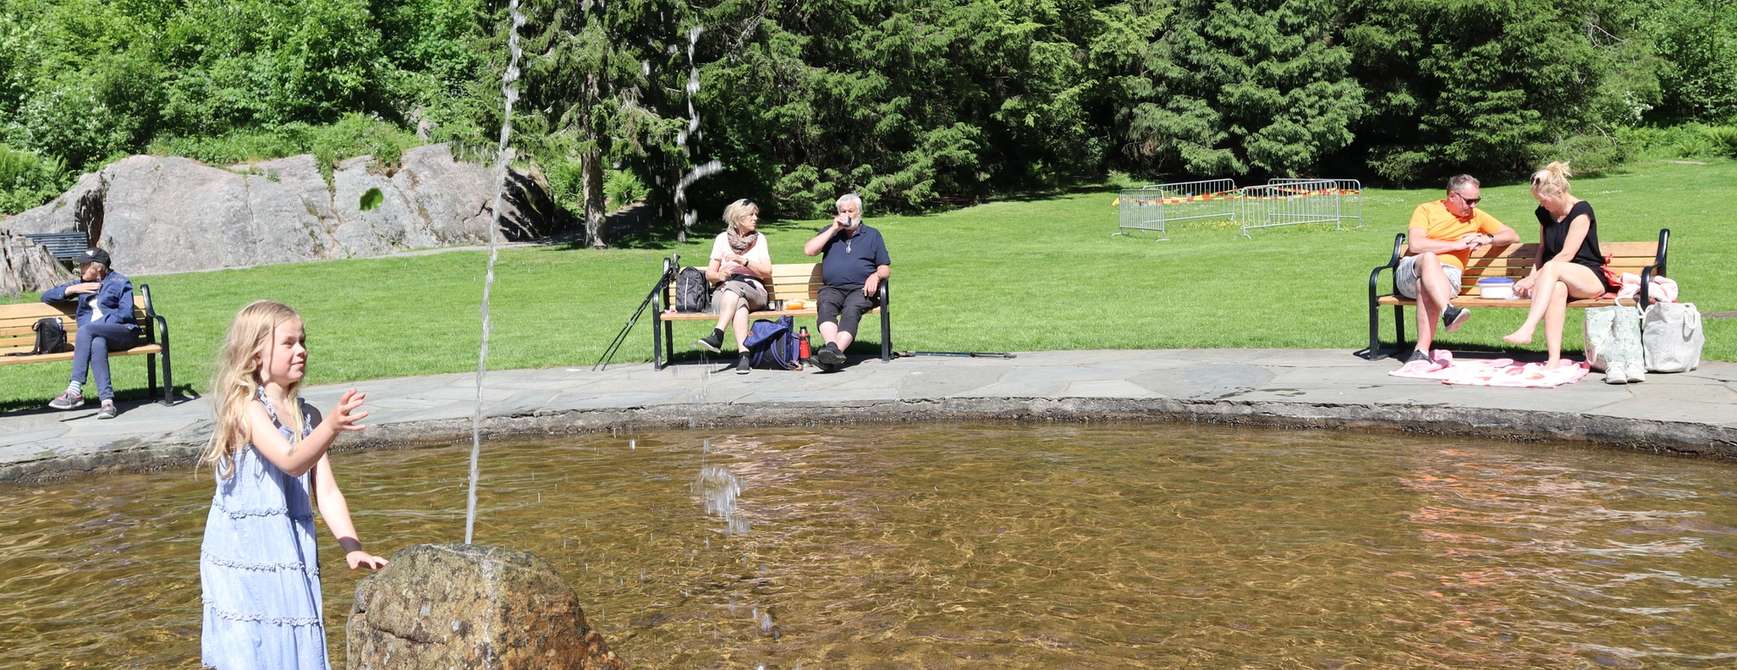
798, 326, 812, 361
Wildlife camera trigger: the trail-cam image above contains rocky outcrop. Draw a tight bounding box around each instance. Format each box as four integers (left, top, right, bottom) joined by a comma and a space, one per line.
347, 543, 623, 670
0, 231, 75, 296
0, 145, 564, 275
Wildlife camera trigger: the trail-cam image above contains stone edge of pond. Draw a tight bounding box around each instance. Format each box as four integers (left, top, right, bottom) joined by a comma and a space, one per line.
4, 396, 1734, 485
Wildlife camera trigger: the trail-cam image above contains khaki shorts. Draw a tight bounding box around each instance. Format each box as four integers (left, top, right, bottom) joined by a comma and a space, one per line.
1395, 255, 1462, 299
715, 278, 768, 310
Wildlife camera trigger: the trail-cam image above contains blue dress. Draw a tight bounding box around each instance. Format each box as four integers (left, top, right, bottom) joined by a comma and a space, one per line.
200, 390, 329, 669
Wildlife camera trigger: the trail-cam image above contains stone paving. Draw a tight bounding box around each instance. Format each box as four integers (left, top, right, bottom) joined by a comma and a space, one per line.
3, 349, 1735, 482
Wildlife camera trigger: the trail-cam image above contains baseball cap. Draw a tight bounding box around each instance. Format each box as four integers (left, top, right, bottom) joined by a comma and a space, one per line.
80, 248, 111, 268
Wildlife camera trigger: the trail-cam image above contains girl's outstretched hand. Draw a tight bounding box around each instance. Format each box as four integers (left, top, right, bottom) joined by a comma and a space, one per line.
331, 390, 369, 432
347, 550, 389, 570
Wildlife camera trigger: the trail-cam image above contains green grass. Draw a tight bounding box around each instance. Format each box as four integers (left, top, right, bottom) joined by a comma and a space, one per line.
3, 159, 1733, 407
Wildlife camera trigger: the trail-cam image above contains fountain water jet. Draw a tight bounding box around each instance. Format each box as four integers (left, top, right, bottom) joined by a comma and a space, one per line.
672, 24, 723, 243
464, 0, 527, 546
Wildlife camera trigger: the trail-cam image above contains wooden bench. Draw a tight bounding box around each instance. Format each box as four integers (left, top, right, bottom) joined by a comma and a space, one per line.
1360, 229, 1669, 359
21, 232, 91, 264
650, 258, 891, 369
1, 285, 176, 404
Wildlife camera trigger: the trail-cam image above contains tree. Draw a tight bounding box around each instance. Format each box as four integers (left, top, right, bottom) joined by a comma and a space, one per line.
1105, 0, 1363, 178
1642, 0, 1737, 122
517, 0, 692, 247
1343, 0, 1617, 181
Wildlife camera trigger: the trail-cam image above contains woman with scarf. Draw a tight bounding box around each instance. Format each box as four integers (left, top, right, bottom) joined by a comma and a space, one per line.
695, 199, 773, 373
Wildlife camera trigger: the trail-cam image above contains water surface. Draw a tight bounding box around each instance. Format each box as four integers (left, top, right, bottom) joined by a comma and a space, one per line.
4, 423, 1737, 668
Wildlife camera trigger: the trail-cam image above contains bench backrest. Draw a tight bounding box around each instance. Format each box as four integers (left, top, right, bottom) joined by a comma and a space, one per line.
1404, 241, 1659, 292
22, 232, 92, 262
666, 263, 824, 306
0, 297, 152, 352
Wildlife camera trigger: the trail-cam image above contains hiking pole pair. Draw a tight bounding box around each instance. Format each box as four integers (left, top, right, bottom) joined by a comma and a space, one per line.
594, 254, 678, 371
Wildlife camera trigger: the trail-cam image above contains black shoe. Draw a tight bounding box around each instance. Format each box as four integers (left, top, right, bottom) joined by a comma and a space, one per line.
813, 344, 845, 369
1405, 350, 1430, 364
696, 329, 724, 353
1442, 306, 1471, 333
736, 353, 751, 375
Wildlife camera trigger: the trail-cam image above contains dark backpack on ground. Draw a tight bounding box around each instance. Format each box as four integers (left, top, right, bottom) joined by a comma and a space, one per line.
31, 317, 71, 355
674, 266, 711, 313
743, 316, 800, 370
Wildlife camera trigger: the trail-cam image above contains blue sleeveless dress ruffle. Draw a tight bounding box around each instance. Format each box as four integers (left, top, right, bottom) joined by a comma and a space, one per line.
200, 390, 328, 670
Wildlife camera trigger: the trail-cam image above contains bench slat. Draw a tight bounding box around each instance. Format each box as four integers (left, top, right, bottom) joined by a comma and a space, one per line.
0, 343, 164, 364
0, 298, 155, 349
1378, 296, 1620, 308
1402, 241, 1662, 259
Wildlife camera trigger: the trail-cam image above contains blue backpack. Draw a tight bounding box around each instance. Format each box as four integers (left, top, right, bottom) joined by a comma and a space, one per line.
742, 316, 800, 370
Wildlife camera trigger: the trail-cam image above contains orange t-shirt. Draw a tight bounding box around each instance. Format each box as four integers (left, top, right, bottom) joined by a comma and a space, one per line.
1408, 200, 1506, 270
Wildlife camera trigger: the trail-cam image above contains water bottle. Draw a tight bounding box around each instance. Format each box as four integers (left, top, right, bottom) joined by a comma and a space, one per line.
798, 326, 812, 362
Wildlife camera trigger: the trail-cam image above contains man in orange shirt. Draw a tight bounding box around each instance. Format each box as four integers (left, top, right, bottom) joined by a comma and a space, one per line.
1397, 174, 1519, 362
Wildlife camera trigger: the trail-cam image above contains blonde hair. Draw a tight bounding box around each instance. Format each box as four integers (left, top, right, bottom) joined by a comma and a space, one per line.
722, 198, 758, 233
1531, 161, 1572, 198
201, 300, 305, 479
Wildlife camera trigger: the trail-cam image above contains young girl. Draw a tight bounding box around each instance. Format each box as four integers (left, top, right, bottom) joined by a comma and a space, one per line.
199, 300, 387, 669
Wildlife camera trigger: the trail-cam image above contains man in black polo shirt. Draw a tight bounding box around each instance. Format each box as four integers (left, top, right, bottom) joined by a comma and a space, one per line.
803, 192, 891, 371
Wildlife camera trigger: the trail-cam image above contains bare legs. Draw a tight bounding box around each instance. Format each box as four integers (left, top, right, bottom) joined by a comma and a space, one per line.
710, 290, 752, 352
1503, 260, 1605, 367
818, 321, 854, 352
1411, 252, 1457, 355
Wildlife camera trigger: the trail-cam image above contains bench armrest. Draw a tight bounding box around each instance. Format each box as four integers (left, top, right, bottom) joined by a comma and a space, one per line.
1368, 232, 1406, 300
1637, 228, 1670, 309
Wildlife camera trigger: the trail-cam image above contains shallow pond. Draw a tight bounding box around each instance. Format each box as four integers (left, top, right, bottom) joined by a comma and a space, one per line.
5, 423, 1737, 668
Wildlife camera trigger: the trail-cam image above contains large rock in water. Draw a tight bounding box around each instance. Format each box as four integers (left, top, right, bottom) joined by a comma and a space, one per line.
0, 145, 562, 275
347, 544, 624, 670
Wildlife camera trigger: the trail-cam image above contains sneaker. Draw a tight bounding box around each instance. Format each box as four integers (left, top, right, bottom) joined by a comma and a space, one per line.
1625, 361, 1646, 384
96, 400, 118, 420
1604, 366, 1629, 384
814, 344, 845, 370
736, 353, 752, 375
695, 329, 724, 354
1442, 306, 1471, 333
48, 391, 86, 410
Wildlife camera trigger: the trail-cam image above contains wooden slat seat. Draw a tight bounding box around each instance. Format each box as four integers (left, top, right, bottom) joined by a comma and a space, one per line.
0, 285, 176, 403
650, 260, 891, 369
1359, 229, 1669, 359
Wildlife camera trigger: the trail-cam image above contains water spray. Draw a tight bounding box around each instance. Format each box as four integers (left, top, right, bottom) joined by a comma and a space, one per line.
465, 0, 526, 545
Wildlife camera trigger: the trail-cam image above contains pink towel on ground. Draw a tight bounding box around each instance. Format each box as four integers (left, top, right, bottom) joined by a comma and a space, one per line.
1389, 350, 1589, 388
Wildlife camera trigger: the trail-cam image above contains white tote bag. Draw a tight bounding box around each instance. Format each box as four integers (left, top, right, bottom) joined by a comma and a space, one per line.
1642, 302, 1704, 372
1583, 300, 1631, 372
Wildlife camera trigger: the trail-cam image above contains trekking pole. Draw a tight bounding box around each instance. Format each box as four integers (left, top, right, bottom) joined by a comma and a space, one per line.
594, 254, 677, 371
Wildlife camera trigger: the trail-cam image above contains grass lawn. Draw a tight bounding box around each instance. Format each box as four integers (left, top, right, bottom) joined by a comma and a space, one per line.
2, 159, 1732, 408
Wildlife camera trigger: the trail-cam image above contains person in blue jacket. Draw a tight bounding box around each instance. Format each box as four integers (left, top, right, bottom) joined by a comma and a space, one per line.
42, 248, 140, 419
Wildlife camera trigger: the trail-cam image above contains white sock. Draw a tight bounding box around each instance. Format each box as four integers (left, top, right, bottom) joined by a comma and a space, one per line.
66, 381, 83, 396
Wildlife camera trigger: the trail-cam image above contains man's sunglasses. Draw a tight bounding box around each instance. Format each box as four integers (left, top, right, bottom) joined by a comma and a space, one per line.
1453, 192, 1481, 207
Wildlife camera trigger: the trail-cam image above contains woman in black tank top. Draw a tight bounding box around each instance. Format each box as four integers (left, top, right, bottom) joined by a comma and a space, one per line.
1502, 162, 1614, 368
